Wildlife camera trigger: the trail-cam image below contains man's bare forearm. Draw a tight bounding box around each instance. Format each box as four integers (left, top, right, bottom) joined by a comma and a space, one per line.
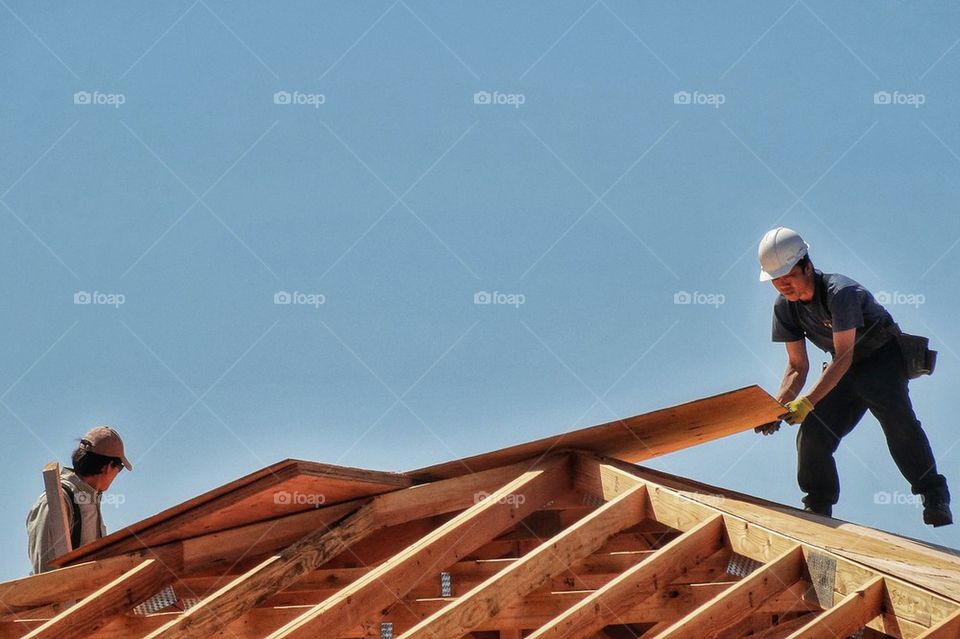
776, 365, 807, 404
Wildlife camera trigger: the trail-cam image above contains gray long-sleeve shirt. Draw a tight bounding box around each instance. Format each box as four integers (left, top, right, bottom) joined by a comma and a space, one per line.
26, 468, 105, 574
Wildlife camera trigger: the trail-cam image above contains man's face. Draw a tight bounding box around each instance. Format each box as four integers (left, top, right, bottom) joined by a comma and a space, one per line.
771, 262, 813, 302
88, 462, 123, 492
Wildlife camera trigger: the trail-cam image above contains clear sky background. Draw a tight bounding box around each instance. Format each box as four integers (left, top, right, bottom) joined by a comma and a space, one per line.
2, 1, 959, 581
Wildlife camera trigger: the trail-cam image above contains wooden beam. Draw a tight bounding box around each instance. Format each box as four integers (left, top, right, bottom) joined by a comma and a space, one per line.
747, 614, 820, 639
21, 559, 165, 639
526, 514, 726, 639
783, 576, 885, 639
398, 483, 648, 638
265, 455, 572, 639
651, 545, 805, 639
0, 554, 144, 614
143, 454, 571, 639
915, 608, 960, 638
41, 462, 72, 560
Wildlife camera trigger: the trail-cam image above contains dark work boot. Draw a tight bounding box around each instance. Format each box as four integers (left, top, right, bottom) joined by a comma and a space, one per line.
923, 498, 953, 527
803, 502, 832, 517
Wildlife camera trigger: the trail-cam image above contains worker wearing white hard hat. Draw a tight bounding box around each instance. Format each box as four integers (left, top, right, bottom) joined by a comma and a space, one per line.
756, 227, 951, 527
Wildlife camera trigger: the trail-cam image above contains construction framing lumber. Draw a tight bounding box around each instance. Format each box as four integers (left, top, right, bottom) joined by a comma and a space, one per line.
397, 482, 648, 638
264, 455, 572, 639
526, 514, 726, 639
22, 559, 165, 639
915, 608, 960, 638
142, 454, 572, 639
783, 575, 885, 639
652, 544, 805, 638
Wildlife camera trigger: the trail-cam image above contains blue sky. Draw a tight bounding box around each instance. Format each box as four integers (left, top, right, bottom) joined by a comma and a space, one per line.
2, 1, 959, 580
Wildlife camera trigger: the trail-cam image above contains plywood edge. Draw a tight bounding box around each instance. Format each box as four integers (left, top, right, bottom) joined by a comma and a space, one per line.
408, 385, 782, 482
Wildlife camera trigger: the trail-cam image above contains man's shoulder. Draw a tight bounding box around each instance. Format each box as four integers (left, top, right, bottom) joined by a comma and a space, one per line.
821, 271, 865, 295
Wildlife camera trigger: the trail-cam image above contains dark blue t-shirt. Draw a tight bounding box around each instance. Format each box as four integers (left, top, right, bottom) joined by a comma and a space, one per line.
772, 270, 894, 356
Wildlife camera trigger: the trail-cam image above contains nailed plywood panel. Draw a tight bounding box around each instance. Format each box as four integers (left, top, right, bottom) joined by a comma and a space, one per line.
409, 385, 783, 481
56, 461, 410, 566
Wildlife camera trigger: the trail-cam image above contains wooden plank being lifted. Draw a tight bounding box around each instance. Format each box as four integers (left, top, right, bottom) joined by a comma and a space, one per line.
411, 385, 782, 481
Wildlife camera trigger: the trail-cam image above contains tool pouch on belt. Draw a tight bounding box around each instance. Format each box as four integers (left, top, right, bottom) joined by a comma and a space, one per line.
891, 324, 937, 378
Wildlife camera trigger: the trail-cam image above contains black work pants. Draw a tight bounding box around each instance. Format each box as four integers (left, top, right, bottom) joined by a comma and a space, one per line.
796, 340, 949, 509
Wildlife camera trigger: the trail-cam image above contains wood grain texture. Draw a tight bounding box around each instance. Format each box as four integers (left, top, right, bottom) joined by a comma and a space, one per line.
409, 385, 783, 481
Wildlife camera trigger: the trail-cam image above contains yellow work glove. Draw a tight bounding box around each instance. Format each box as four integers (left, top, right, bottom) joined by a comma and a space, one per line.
781, 396, 814, 425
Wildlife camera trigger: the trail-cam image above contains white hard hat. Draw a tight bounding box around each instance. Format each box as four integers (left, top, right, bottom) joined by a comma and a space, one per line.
758, 227, 809, 281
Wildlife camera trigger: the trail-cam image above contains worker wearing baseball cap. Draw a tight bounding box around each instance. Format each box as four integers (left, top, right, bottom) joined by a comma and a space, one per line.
26, 426, 133, 573
756, 227, 951, 526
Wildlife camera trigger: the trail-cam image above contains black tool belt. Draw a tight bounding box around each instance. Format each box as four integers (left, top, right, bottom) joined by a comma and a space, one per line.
889, 323, 937, 378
